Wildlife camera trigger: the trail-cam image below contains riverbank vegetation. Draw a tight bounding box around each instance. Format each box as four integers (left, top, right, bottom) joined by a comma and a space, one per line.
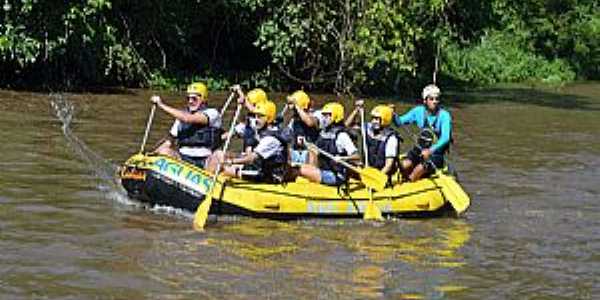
0, 0, 597, 94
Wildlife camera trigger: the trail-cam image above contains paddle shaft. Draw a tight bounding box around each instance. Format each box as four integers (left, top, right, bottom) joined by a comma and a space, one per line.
359, 107, 383, 220
212, 103, 243, 186
360, 107, 369, 167
193, 103, 243, 230
219, 91, 236, 118
139, 104, 157, 154
306, 142, 360, 174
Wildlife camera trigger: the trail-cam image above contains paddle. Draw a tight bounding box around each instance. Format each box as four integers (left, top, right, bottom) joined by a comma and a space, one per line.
430, 171, 470, 215
139, 103, 157, 154
193, 102, 243, 231
398, 125, 470, 215
360, 107, 383, 220
306, 142, 387, 192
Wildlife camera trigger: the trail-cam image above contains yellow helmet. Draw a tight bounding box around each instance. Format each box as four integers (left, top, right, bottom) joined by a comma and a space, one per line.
186, 82, 208, 99
246, 88, 268, 105
252, 100, 277, 124
370, 105, 394, 126
321, 102, 345, 123
290, 90, 311, 110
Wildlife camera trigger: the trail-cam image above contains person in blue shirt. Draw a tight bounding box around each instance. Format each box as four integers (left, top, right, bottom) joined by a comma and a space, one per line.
393, 84, 452, 182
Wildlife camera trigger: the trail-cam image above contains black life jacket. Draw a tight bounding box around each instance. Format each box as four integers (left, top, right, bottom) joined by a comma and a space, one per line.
367, 127, 401, 172
290, 115, 320, 148
241, 121, 259, 151
176, 108, 223, 150
315, 124, 348, 177
251, 127, 290, 183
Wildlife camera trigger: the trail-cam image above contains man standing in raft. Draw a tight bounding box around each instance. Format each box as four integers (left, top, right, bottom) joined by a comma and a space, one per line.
393, 84, 452, 182
151, 82, 223, 168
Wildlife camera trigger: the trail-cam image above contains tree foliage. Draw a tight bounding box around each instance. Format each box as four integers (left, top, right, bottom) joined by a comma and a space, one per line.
0, 0, 597, 92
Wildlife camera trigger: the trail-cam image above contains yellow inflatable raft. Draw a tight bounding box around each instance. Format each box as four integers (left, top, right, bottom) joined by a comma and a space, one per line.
120, 154, 470, 218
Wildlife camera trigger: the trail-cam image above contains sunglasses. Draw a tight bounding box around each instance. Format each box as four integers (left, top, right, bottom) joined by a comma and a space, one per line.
187, 95, 200, 101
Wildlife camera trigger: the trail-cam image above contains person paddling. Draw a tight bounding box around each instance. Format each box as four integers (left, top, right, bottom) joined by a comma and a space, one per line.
229, 86, 269, 155
151, 82, 222, 168
283, 90, 320, 166
393, 84, 452, 182
206, 100, 289, 183
298, 102, 360, 186
346, 100, 402, 183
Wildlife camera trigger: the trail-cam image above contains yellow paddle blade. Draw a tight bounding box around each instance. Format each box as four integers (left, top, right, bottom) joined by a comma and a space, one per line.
363, 189, 384, 221
193, 194, 212, 231
434, 173, 470, 215
359, 167, 387, 192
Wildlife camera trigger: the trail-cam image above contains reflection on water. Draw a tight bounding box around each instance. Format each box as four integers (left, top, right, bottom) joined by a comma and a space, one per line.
1, 84, 599, 299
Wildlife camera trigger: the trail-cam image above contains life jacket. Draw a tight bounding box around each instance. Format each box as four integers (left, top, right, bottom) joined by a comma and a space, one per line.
251, 127, 290, 183
367, 127, 401, 172
315, 124, 348, 177
290, 115, 320, 148
176, 108, 223, 150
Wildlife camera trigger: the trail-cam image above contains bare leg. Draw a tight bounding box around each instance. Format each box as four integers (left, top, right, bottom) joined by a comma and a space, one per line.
408, 163, 427, 182
308, 149, 319, 166
221, 165, 240, 178
205, 150, 226, 173
298, 164, 322, 183
155, 140, 181, 159
400, 158, 413, 181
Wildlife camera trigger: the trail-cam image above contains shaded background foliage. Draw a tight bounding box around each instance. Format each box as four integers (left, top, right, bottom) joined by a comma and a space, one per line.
0, 0, 598, 94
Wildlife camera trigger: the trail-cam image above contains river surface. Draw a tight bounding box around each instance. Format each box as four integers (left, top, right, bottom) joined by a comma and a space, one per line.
1, 84, 599, 299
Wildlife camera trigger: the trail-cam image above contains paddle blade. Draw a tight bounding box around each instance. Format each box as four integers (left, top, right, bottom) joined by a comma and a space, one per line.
359, 167, 388, 192
364, 189, 384, 221
193, 195, 212, 231
435, 174, 470, 215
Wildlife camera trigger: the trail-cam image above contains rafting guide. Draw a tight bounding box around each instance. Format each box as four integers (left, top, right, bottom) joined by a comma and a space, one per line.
393, 84, 452, 182
152, 82, 223, 168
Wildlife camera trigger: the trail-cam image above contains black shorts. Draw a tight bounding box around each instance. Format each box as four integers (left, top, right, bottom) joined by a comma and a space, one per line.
180, 154, 207, 168
406, 146, 444, 175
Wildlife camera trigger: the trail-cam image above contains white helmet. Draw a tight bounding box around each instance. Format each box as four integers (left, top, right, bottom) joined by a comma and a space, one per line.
422, 84, 441, 99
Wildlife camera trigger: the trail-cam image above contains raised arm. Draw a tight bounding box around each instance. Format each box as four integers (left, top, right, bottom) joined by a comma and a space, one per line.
345, 99, 364, 128
151, 96, 209, 125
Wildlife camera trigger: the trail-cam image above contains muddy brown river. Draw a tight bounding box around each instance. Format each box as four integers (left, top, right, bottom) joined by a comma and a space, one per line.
1, 83, 599, 299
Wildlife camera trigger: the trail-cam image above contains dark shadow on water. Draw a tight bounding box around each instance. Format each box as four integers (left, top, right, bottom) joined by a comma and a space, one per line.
446, 86, 600, 111
1, 85, 137, 95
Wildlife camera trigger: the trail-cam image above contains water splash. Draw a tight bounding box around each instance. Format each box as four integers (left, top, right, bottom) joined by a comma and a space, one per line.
49, 93, 136, 207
